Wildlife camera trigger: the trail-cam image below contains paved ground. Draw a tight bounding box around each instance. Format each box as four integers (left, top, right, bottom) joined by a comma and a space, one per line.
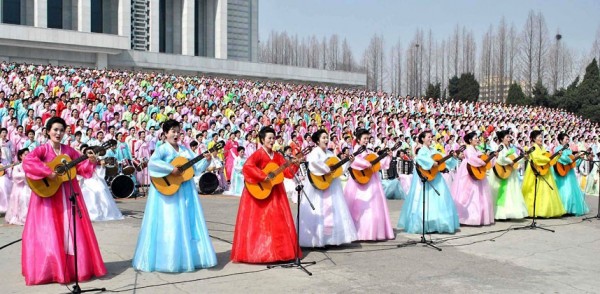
2, 194, 600, 294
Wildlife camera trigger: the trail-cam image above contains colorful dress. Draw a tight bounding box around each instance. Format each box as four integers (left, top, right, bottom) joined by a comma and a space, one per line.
521, 144, 566, 218
451, 145, 495, 225
5, 163, 31, 225
231, 147, 300, 263
0, 157, 12, 213
487, 144, 529, 220
579, 160, 599, 196
132, 143, 217, 272
551, 147, 589, 216
300, 147, 357, 247
81, 165, 124, 221
398, 146, 459, 234
224, 139, 239, 180
343, 148, 395, 241
224, 155, 246, 197
22, 143, 106, 285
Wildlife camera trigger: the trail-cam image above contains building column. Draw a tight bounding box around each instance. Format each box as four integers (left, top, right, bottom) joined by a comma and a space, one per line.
34, 0, 48, 28
214, 0, 227, 59
171, 0, 181, 54
96, 53, 107, 69
181, 0, 195, 56
149, 0, 160, 52
78, 0, 91, 32
118, 0, 130, 37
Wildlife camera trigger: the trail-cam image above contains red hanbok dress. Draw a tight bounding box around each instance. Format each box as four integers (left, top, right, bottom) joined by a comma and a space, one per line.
21, 143, 107, 285
231, 147, 300, 263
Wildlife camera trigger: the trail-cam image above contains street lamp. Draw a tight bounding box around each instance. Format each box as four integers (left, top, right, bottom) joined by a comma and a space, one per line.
555, 33, 562, 91
415, 44, 419, 97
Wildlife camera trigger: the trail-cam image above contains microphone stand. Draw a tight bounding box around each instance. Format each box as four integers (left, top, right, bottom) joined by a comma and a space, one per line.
583, 161, 600, 221
63, 160, 106, 293
267, 163, 316, 276
514, 162, 555, 233
398, 162, 442, 251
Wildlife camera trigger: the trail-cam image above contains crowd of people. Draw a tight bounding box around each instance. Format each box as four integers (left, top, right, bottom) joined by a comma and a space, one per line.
0, 61, 599, 285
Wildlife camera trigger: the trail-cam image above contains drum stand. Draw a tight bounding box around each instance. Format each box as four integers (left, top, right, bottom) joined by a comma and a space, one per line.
267, 173, 316, 276
583, 161, 600, 221
65, 168, 106, 293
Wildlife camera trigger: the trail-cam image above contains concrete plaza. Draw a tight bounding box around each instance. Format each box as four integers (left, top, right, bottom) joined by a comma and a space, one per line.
2, 194, 600, 293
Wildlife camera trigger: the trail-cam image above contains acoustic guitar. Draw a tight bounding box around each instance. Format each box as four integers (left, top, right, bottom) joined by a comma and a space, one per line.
417, 145, 466, 182
531, 144, 568, 176
245, 147, 313, 200
467, 145, 504, 180
26, 141, 116, 198
0, 162, 20, 177
493, 146, 535, 180
150, 141, 225, 196
349, 142, 402, 185
554, 150, 588, 177
308, 146, 366, 190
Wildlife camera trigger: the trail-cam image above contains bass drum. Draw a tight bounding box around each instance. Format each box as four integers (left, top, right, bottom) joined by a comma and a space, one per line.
111, 175, 135, 198
198, 172, 219, 195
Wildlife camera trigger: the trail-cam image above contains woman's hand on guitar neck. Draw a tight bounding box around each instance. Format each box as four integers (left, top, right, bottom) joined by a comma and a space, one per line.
433, 162, 439, 167
349, 155, 355, 162
86, 150, 98, 164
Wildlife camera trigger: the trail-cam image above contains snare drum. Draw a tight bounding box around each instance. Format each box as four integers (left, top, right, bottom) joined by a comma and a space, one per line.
198, 172, 220, 194
110, 175, 135, 198
104, 157, 118, 177
121, 160, 136, 175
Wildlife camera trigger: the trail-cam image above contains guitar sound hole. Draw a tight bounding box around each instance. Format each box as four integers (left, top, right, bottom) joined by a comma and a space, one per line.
258, 183, 264, 191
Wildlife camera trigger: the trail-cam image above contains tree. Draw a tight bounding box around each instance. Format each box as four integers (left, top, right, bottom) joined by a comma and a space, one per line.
531, 80, 550, 106
426, 82, 441, 99
456, 73, 480, 101
506, 83, 528, 105
575, 58, 600, 122
448, 75, 460, 98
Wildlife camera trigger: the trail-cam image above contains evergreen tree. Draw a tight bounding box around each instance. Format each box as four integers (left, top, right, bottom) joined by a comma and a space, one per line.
456, 73, 480, 102
506, 83, 527, 105
448, 75, 459, 99
426, 82, 442, 99
531, 80, 550, 107
576, 59, 600, 122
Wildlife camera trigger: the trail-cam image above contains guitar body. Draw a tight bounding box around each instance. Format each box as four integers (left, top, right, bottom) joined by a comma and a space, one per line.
349, 167, 373, 185
554, 154, 577, 177
467, 154, 490, 180
150, 156, 196, 196
245, 162, 285, 200
493, 154, 516, 180
0, 166, 5, 177
308, 156, 346, 191
533, 153, 558, 176
365, 153, 382, 173
417, 153, 444, 181
26, 154, 78, 198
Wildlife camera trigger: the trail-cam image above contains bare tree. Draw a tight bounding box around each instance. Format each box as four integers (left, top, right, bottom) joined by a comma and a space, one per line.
495, 17, 508, 102
365, 34, 385, 91
427, 29, 433, 90
520, 10, 536, 95
341, 38, 355, 71
507, 23, 519, 84
591, 26, 600, 66
451, 24, 460, 77
328, 34, 340, 70
536, 12, 550, 85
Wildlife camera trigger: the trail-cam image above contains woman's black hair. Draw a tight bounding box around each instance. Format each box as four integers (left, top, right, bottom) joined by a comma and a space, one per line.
311, 129, 328, 144
258, 126, 275, 144
496, 130, 510, 141
464, 132, 477, 144
162, 119, 180, 133
417, 130, 432, 144
354, 128, 370, 140
530, 130, 543, 142
557, 132, 568, 142
45, 117, 67, 130
17, 148, 28, 161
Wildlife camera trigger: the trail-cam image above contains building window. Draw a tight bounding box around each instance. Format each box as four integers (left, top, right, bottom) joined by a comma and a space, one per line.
159, 0, 166, 53
2, 0, 21, 25
91, 0, 103, 33
47, 0, 63, 29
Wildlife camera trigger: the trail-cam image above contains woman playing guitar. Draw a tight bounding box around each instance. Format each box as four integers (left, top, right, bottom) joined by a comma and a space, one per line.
343, 128, 395, 241
21, 117, 106, 285
450, 132, 495, 226
398, 130, 460, 234
231, 126, 302, 263
521, 130, 566, 218
300, 130, 358, 247
550, 132, 589, 216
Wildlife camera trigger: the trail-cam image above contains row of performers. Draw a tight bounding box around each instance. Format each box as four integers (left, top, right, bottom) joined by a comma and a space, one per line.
17, 118, 590, 286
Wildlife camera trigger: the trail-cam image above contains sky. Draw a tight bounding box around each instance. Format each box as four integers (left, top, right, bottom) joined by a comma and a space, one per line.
259, 0, 600, 55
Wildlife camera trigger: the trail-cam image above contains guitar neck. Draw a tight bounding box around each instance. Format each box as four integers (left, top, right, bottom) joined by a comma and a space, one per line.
271, 160, 294, 177
437, 153, 455, 165
179, 154, 205, 172
549, 145, 568, 160
330, 148, 364, 171
65, 154, 90, 170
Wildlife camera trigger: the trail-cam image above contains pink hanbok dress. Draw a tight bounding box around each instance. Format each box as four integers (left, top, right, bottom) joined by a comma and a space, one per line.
21, 143, 107, 285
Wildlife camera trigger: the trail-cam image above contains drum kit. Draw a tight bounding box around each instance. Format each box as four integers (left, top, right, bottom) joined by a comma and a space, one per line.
104, 157, 143, 199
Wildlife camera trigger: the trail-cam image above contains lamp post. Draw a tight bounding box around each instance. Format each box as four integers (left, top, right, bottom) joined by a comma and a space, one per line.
555, 33, 562, 92
415, 44, 419, 97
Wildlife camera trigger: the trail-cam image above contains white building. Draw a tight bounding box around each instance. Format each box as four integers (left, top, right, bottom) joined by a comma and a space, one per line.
0, 0, 365, 86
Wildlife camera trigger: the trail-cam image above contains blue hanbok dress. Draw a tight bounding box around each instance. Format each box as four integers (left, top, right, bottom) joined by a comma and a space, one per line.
224, 156, 246, 197
132, 142, 217, 272
551, 147, 589, 216
398, 146, 459, 234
